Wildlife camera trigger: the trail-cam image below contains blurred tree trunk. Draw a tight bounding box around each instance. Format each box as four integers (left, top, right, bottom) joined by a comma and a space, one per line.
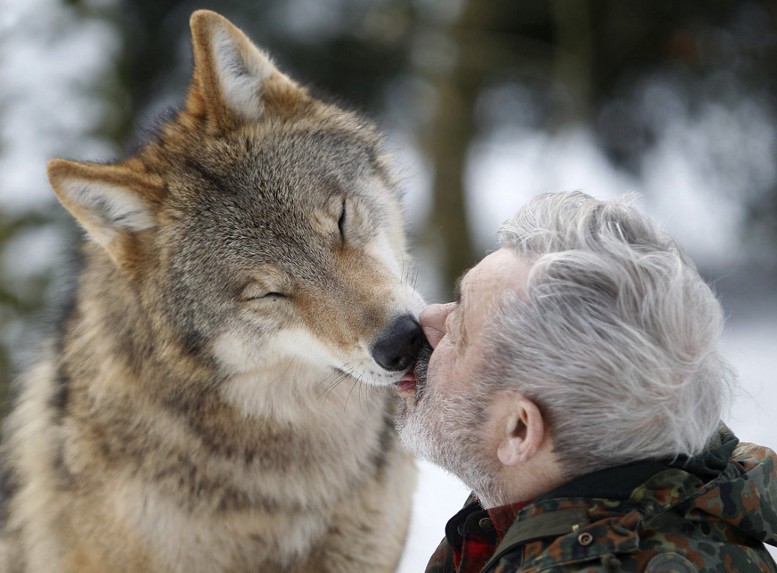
421, 0, 487, 298
419, 0, 588, 296
551, 0, 593, 127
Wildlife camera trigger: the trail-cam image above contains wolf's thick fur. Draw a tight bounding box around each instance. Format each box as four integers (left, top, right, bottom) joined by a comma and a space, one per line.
0, 10, 422, 572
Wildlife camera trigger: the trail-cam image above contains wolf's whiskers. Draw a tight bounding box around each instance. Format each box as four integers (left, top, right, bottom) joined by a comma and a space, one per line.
316, 364, 354, 401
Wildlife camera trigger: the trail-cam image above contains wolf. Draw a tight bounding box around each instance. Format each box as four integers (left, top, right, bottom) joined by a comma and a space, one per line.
0, 10, 424, 573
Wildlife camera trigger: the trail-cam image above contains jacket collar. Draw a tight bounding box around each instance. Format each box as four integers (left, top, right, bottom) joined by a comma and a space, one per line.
535, 425, 738, 502
537, 460, 673, 501
480, 425, 740, 573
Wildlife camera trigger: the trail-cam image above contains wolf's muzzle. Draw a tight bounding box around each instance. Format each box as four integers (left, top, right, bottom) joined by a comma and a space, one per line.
371, 314, 425, 372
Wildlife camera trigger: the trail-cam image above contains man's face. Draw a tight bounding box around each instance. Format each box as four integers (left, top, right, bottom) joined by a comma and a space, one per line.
396, 248, 531, 500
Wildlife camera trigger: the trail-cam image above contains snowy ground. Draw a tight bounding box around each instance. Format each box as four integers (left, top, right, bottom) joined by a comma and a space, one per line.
397, 307, 777, 571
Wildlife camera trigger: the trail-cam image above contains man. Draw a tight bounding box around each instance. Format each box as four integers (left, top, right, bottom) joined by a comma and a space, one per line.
396, 191, 777, 572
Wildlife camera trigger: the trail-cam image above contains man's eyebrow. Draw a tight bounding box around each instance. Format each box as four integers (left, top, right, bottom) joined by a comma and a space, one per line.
453, 268, 472, 305
452, 274, 470, 347
453, 277, 464, 304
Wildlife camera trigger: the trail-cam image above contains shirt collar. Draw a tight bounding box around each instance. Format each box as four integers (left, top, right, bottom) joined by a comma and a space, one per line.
537, 460, 673, 501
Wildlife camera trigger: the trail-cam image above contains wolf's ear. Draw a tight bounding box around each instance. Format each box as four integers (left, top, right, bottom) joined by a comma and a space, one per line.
47, 159, 159, 265
188, 10, 294, 126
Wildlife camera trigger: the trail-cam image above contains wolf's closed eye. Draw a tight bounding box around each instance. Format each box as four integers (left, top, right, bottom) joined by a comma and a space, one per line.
335, 195, 375, 247
239, 283, 289, 302
338, 198, 347, 241
246, 292, 286, 301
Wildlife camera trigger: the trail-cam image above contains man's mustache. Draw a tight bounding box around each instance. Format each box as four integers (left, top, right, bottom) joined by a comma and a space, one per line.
414, 339, 433, 398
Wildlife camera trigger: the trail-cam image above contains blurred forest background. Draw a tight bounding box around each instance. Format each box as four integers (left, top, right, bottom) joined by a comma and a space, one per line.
3, 1, 777, 567
1, 0, 777, 407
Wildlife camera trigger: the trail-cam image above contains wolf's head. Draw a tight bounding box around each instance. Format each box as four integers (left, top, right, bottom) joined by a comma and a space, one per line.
47, 11, 424, 410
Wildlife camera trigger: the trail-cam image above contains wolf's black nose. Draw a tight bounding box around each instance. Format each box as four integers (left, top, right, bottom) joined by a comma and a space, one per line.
371, 314, 425, 372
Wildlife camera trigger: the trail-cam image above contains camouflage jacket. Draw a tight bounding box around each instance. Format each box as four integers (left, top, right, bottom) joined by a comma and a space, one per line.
424, 427, 777, 572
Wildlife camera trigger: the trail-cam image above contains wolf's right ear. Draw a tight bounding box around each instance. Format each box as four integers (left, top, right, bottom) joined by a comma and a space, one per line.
47, 159, 161, 266
187, 10, 298, 128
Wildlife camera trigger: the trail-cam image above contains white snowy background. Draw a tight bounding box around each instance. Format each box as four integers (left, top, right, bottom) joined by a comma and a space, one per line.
0, 0, 775, 569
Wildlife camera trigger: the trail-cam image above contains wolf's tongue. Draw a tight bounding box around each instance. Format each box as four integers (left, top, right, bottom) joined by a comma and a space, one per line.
396, 370, 417, 393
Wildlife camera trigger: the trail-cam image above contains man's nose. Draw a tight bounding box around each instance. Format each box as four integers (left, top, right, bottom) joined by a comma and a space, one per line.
419, 302, 456, 349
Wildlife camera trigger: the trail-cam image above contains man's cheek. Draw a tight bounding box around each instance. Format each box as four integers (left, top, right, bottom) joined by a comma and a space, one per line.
426, 349, 447, 387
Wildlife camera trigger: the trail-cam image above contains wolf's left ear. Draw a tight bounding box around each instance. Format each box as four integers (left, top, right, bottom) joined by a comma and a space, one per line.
188, 10, 296, 126
47, 159, 160, 267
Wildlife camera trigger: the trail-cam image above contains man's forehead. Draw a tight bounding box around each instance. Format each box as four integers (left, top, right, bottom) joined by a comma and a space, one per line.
459, 248, 529, 304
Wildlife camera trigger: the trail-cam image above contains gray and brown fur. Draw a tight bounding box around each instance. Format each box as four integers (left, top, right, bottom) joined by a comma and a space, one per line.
0, 10, 421, 572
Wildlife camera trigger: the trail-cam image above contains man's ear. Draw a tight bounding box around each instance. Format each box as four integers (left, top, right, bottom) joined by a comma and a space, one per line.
496, 397, 545, 467
187, 10, 297, 127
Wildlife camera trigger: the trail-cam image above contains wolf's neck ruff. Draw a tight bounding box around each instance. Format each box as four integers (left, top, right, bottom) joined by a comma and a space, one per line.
1, 10, 420, 573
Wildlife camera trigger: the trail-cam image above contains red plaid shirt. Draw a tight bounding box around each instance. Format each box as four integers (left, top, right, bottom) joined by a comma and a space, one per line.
424, 495, 528, 573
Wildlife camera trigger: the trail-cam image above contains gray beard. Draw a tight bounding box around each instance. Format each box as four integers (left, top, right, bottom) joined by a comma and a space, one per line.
396, 369, 508, 508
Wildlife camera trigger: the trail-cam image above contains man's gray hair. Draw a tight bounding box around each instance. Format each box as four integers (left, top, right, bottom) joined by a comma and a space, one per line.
491, 191, 734, 478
